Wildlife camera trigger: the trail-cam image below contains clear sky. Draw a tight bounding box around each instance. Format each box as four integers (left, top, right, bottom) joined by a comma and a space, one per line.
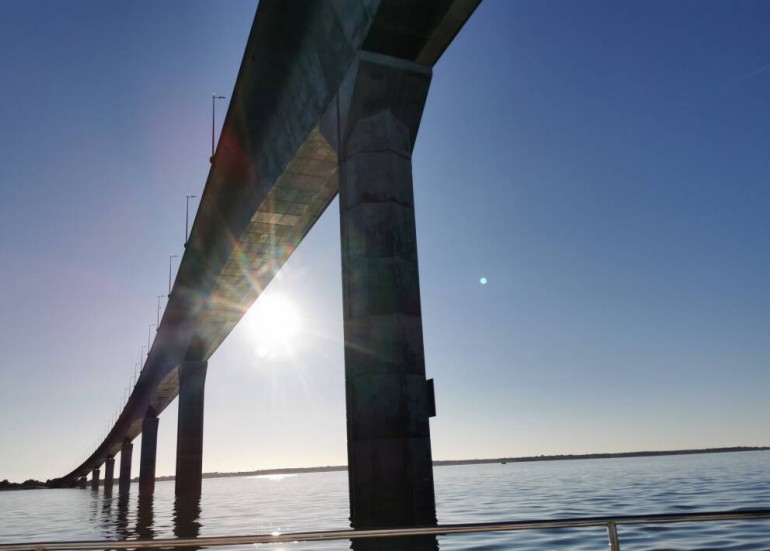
0, 1, 768, 483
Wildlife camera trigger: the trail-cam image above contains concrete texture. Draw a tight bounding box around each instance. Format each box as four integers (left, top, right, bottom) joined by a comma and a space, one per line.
334, 52, 436, 530
175, 361, 208, 497
90, 468, 100, 491
118, 441, 132, 495
139, 415, 159, 496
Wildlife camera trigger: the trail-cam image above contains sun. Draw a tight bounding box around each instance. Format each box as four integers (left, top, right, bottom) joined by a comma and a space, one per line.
246, 292, 302, 359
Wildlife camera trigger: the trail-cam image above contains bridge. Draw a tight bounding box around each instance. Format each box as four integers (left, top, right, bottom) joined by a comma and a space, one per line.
54, 0, 480, 536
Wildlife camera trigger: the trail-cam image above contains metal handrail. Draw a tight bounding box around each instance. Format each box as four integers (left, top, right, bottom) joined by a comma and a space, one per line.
1, 509, 768, 550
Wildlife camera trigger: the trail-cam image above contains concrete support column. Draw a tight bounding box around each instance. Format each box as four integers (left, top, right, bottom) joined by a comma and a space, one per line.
139, 414, 159, 496
118, 441, 133, 495
175, 360, 208, 497
78, 476, 87, 489
333, 52, 436, 530
91, 468, 100, 491
104, 456, 115, 494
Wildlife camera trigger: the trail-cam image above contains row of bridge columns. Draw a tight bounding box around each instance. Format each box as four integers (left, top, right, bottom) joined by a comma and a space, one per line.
83, 52, 436, 544
86, 361, 208, 499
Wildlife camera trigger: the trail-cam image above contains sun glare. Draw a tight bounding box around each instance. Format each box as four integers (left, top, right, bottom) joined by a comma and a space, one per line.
246, 293, 302, 359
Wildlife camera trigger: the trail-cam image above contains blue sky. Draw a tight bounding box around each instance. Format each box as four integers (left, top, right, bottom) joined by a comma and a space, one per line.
0, 1, 768, 483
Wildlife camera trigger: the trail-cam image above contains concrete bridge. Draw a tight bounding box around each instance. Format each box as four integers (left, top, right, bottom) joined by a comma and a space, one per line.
56, 0, 480, 535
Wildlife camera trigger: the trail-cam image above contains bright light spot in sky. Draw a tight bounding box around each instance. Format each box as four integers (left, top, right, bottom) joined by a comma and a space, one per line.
246, 293, 301, 359
480, 277, 488, 285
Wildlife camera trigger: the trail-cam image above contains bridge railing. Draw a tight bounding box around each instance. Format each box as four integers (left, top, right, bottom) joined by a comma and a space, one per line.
0, 509, 768, 550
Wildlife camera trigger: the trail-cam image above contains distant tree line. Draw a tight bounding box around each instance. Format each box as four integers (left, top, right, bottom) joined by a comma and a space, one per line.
0, 479, 49, 491
141, 446, 770, 482
4, 446, 767, 489
433, 446, 770, 467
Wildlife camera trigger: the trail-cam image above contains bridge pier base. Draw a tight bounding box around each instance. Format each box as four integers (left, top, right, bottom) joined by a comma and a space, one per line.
175, 360, 208, 498
91, 468, 100, 491
118, 441, 133, 495
139, 413, 159, 496
333, 52, 437, 535
104, 456, 115, 494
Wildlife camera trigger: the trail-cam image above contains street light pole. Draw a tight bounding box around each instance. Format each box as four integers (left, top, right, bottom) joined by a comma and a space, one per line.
147, 324, 155, 354
169, 254, 178, 295
185, 194, 197, 246
157, 295, 166, 327
211, 94, 226, 161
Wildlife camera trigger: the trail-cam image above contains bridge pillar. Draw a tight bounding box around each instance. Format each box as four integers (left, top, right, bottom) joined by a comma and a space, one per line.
118, 441, 133, 495
175, 360, 208, 497
334, 52, 437, 532
91, 467, 100, 490
104, 456, 115, 494
78, 476, 87, 489
139, 413, 159, 496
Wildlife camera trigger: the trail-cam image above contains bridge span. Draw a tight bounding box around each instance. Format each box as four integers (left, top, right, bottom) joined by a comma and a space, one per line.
56, 0, 480, 536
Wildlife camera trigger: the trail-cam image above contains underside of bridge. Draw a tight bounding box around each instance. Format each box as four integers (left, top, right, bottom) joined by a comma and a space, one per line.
56, 0, 480, 539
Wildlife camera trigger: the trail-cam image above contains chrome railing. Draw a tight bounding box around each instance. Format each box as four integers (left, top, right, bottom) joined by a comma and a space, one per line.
1, 509, 768, 550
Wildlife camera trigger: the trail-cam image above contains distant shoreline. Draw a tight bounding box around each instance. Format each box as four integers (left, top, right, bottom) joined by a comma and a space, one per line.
159, 445, 769, 483
2, 446, 766, 489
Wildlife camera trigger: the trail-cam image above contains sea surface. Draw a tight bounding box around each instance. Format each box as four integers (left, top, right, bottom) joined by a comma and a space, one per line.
1, 451, 769, 550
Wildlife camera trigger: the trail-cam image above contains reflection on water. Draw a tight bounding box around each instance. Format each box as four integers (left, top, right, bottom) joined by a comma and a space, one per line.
136, 494, 155, 540
115, 493, 132, 540
173, 495, 201, 550
350, 535, 439, 551
250, 474, 297, 481
99, 491, 114, 540
174, 495, 202, 540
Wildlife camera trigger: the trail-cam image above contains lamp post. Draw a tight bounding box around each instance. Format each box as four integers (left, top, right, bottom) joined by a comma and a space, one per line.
157, 295, 166, 327
169, 254, 178, 295
211, 94, 226, 161
185, 194, 197, 246
147, 324, 155, 355
139, 347, 146, 377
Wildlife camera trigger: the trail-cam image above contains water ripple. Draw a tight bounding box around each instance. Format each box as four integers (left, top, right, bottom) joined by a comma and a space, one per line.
0, 451, 768, 550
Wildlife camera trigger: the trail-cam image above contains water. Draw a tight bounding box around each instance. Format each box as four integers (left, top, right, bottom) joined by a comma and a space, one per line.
1, 451, 769, 550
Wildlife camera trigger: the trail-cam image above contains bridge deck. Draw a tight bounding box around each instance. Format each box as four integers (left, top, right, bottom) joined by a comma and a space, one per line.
59, 0, 481, 483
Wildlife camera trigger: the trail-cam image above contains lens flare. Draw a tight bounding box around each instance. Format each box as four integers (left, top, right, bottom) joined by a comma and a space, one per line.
245, 293, 301, 359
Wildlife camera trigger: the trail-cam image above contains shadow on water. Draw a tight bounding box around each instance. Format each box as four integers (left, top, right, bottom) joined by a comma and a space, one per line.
350, 534, 438, 550
99, 491, 114, 540
174, 494, 202, 550
136, 494, 155, 541
115, 493, 133, 541
88, 490, 99, 526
